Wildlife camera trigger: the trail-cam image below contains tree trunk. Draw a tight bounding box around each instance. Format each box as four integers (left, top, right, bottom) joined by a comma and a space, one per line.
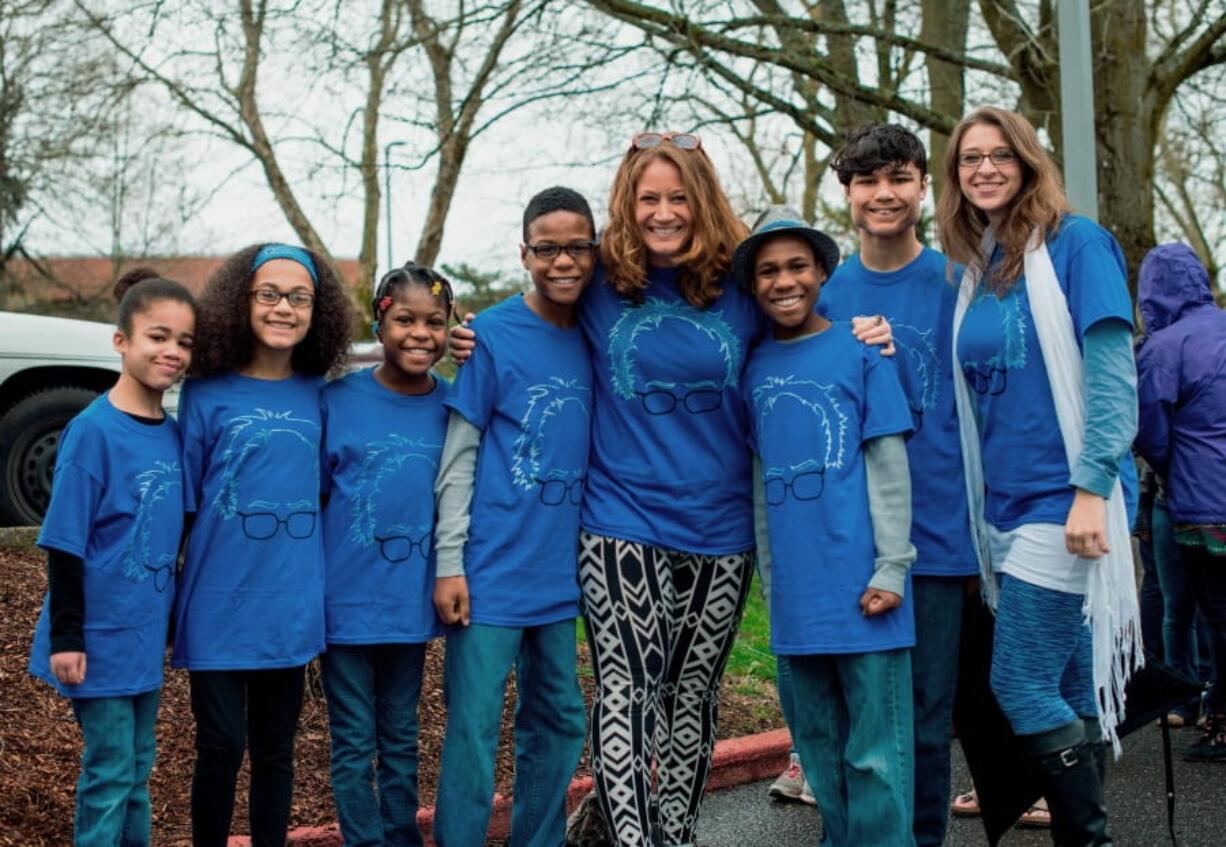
921, 0, 970, 196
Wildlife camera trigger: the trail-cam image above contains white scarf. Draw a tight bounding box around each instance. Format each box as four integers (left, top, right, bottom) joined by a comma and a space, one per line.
951, 229, 1142, 755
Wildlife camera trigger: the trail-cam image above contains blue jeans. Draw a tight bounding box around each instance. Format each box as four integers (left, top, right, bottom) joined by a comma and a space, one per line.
785, 649, 915, 847
991, 575, 1096, 736
434, 621, 586, 847
71, 689, 160, 847
321, 643, 426, 847
910, 576, 963, 847
1154, 502, 1213, 689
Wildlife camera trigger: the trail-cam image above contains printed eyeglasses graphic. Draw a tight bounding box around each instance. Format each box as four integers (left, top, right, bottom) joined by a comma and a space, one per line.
636, 382, 723, 415
535, 476, 585, 506
764, 467, 826, 506
236, 509, 317, 540
373, 530, 433, 564
963, 364, 1008, 396
144, 561, 172, 593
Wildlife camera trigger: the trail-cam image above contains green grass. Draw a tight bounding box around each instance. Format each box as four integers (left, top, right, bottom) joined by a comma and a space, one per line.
574, 572, 777, 691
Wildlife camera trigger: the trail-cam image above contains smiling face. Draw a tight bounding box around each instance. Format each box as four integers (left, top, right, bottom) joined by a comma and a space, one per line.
114, 299, 196, 391
845, 161, 927, 241
521, 209, 596, 308
957, 122, 1023, 225
752, 234, 827, 340
378, 283, 448, 380
635, 157, 693, 266
249, 258, 314, 354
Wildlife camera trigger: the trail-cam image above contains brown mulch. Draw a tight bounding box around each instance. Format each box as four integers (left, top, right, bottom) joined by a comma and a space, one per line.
0, 546, 782, 845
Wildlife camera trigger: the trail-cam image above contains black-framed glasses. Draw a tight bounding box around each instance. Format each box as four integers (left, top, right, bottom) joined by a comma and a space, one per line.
630, 132, 701, 152
373, 530, 432, 564
236, 510, 317, 540
251, 288, 315, 309
963, 364, 1008, 396
957, 148, 1017, 170
536, 476, 584, 506
764, 468, 826, 506
523, 241, 598, 260
635, 387, 722, 415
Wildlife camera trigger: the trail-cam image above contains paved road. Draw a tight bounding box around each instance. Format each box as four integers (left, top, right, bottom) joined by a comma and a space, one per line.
694, 722, 1221, 846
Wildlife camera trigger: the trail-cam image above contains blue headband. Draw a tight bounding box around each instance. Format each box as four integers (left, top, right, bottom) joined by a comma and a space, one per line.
251, 244, 319, 287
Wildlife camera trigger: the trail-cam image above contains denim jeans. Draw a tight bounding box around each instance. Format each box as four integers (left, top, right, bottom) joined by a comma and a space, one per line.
910, 576, 963, 847
1180, 544, 1226, 714
434, 621, 586, 847
321, 643, 426, 847
990, 575, 1096, 736
1154, 502, 1213, 688
71, 690, 160, 847
1137, 518, 1165, 658
784, 648, 915, 847
189, 666, 305, 847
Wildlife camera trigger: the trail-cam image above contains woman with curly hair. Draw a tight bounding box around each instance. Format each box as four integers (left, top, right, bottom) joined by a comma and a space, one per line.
939, 107, 1140, 846
173, 244, 353, 847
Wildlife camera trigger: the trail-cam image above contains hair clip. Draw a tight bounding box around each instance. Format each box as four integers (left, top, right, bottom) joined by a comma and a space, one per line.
431, 281, 442, 296
378, 295, 393, 313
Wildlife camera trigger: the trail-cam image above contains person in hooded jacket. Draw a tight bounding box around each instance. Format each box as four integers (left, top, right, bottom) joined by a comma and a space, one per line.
1135, 242, 1226, 762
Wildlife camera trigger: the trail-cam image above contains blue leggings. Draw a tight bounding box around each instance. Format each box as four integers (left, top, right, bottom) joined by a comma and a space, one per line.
990, 574, 1096, 736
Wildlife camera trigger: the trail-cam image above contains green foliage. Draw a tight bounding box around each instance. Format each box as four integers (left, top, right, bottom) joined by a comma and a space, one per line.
441, 261, 528, 318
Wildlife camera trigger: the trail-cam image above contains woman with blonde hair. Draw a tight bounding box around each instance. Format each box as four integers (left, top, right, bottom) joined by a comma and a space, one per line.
939, 106, 1141, 846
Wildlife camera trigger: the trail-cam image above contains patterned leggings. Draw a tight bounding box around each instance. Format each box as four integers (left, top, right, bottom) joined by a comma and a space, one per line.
579, 531, 754, 847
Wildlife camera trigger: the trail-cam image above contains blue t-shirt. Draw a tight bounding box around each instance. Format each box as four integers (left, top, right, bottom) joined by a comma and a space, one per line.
174, 372, 326, 669
822, 247, 978, 577
447, 294, 593, 626
579, 264, 763, 554
320, 368, 448, 645
955, 215, 1138, 530
29, 395, 184, 698
745, 324, 915, 654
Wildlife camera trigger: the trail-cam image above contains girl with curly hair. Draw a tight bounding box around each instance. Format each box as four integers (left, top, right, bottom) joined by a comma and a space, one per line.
173, 244, 353, 847
939, 107, 1140, 846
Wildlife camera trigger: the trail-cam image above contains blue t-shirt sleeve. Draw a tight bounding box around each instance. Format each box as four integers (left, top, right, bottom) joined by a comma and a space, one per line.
1061, 221, 1134, 341
178, 380, 206, 514
38, 420, 105, 558
861, 349, 913, 442
446, 327, 498, 431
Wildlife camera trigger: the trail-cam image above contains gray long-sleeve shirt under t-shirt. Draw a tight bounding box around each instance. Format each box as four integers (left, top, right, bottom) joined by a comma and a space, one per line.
433, 411, 482, 578
753, 434, 917, 605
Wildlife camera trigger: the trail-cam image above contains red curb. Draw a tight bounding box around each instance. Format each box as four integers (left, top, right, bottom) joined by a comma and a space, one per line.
229, 728, 792, 846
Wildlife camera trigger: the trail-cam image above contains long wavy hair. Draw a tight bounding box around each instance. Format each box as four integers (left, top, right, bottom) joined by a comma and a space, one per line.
936, 107, 1070, 292
601, 143, 748, 309
189, 243, 354, 378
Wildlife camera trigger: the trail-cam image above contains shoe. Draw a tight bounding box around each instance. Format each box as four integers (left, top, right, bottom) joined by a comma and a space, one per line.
768, 755, 806, 802
950, 789, 980, 817
1165, 711, 1188, 728
799, 779, 816, 806
1018, 798, 1051, 828
1025, 722, 1112, 846
1184, 713, 1226, 763
565, 792, 614, 847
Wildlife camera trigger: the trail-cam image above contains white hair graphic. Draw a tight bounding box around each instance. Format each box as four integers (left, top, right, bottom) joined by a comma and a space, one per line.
608, 297, 741, 400
213, 409, 321, 519
347, 434, 441, 547
511, 377, 591, 491
121, 461, 181, 587
752, 375, 848, 471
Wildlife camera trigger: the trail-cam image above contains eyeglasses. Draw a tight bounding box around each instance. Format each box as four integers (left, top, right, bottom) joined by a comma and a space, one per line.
536, 476, 585, 506
962, 364, 1009, 396
237, 509, 317, 540
524, 241, 598, 260
764, 468, 826, 506
630, 132, 702, 152
957, 148, 1017, 170
374, 530, 432, 564
251, 288, 315, 309
635, 386, 723, 415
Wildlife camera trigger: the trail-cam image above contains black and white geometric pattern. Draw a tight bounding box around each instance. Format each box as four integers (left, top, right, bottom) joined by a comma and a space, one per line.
579, 531, 753, 846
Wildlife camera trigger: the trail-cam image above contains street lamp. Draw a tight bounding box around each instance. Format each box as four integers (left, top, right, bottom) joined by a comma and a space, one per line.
1058, 1, 1098, 220
384, 140, 409, 267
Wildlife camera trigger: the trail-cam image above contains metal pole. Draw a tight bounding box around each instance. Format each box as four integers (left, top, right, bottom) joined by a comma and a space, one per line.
383, 141, 407, 268
1058, 0, 1099, 221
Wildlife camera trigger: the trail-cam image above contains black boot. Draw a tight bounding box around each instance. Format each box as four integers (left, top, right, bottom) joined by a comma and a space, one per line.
1083, 717, 1107, 788
1023, 720, 1113, 847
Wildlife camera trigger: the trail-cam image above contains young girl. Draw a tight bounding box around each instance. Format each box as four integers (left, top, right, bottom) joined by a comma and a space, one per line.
174, 244, 352, 847
29, 268, 196, 846
319, 262, 452, 846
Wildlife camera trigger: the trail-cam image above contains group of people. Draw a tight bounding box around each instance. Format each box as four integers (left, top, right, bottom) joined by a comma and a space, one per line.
26, 104, 1223, 847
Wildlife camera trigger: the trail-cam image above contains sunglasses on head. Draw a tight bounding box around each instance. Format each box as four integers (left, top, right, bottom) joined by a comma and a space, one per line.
630, 132, 702, 152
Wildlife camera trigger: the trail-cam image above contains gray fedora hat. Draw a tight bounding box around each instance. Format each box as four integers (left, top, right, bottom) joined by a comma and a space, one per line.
731, 205, 840, 288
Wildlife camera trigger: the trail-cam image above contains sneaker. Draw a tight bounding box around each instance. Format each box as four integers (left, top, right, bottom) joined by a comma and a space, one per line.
1184, 713, 1226, 763
768, 755, 806, 801
799, 779, 816, 806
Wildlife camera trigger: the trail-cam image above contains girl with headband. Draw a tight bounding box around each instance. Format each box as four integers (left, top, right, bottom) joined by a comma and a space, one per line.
173, 243, 353, 846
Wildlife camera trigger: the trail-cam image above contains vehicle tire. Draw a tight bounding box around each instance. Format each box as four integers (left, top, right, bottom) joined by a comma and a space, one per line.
0, 387, 100, 526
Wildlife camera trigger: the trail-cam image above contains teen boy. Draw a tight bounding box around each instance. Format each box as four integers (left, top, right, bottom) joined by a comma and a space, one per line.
736, 206, 918, 846
431, 186, 596, 846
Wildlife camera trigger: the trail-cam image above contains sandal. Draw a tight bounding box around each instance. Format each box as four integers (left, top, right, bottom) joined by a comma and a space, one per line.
1018, 797, 1052, 828
950, 788, 980, 817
